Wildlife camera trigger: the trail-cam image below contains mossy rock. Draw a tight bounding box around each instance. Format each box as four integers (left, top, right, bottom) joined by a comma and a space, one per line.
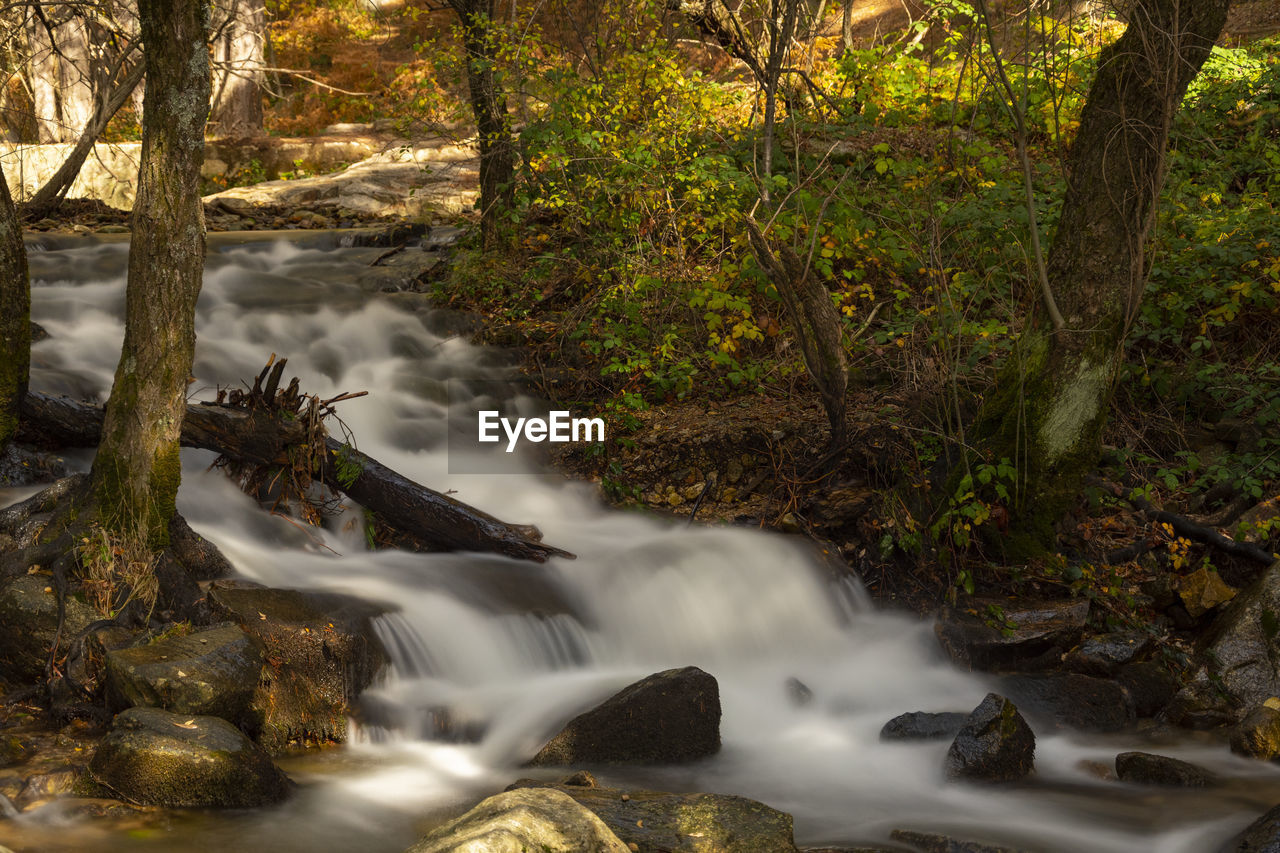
506, 780, 797, 853
104, 623, 264, 723
87, 706, 290, 808
407, 787, 630, 853
944, 693, 1035, 783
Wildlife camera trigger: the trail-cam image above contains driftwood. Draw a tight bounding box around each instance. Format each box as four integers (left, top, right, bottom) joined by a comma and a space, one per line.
19, 391, 573, 563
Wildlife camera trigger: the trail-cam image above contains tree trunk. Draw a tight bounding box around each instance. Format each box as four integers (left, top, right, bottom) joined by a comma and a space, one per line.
449, 0, 514, 249
969, 0, 1231, 553
90, 0, 211, 550
0, 171, 29, 450
209, 0, 266, 136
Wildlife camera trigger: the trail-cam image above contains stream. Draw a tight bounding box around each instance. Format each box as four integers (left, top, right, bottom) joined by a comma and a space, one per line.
3, 232, 1279, 852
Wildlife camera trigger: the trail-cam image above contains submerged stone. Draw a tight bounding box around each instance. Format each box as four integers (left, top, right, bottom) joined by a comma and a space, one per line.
1114, 751, 1217, 787
528, 666, 720, 766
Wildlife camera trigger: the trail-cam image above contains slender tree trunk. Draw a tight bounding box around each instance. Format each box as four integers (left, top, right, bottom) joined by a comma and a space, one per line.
90, 0, 210, 549
449, 0, 514, 248
0, 171, 30, 450
970, 0, 1231, 553
209, 0, 265, 136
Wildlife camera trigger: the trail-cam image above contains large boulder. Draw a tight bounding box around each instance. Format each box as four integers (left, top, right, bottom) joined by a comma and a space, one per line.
1221, 803, 1280, 852
943, 694, 1035, 783
0, 574, 97, 682
507, 780, 797, 853
935, 599, 1088, 672
1116, 661, 1179, 719
206, 580, 388, 751
996, 673, 1134, 733
1114, 751, 1216, 787
1192, 560, 1280, 722
528, 667, 720, 766
104, 623, 264, 724
407, 788, 630, 853
87, 706, 291, 807
879, 712, 969, 742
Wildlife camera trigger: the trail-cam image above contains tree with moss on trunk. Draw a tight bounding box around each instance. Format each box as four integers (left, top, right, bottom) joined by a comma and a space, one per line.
89, 0, 211, 552
966, 0, 1231, 555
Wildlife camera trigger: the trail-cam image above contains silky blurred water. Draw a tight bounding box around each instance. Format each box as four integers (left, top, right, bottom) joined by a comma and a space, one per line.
3, 233, 1277, 852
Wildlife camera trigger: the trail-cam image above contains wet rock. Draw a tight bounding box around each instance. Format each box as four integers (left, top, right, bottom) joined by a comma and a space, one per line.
1165, 669, 1240, 730
879, 711, 969, 742
207, 580, 389, 751
890, 829, 1030, 853
87, 706, 290, 807
1063, 632, 1153, 676
104, 623, 264, 723
30, 321, 49, 342
943, 694, 1034, 783
0, 575, 97, 682
996, 673, 1134, 733
168, 515, 236, 581
1116, 661, 1179, 718
1231, 703, 1280, 760
935, 599, 1088, 672
563, 770, 598, 787
1221, 803, 1280, 852
528, 667, 720, 766
406, 787, 630, 853
14, 767, 81, 809
506, 780, 797, 853
1197, 561, 1280, 722
1114, 751, 1217, 787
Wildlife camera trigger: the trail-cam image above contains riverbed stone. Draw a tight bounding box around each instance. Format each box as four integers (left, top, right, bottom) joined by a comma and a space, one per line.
87, 706, 290, 807
104, 623, 263, 723
879, 711, 969, 742
1194, 560, 1280, 722
1114, 751, 1217, 787
206, 580, 389, 751
996, 672, 1134, 732
944, 693, 1035, 783
1231, 702, 1280, 760
1116, 660, 1180, 718
407, 787, 630, 853
935, 598, 1088, 672
507, 780, 797, 852
0, 574, 97, 682
528, 666, 720, 766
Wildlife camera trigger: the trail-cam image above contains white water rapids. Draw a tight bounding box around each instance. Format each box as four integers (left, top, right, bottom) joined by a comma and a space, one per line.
4, 233, 1280, 852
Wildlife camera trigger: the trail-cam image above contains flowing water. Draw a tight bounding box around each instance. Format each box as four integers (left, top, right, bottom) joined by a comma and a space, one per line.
4, 233, 1280, 852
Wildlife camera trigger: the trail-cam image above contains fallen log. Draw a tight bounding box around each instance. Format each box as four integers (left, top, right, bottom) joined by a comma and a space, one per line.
19, 391, 573, 563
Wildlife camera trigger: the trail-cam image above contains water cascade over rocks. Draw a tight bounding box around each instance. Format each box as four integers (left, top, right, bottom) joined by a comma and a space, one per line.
4, 232, 1280, 852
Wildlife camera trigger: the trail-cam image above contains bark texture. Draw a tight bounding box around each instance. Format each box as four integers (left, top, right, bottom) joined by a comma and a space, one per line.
447, 0, 515, 248
209, 0, 266, 136
90, 0, 211, 549
971, 0, 1231, 551
0, 171, 30, 449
